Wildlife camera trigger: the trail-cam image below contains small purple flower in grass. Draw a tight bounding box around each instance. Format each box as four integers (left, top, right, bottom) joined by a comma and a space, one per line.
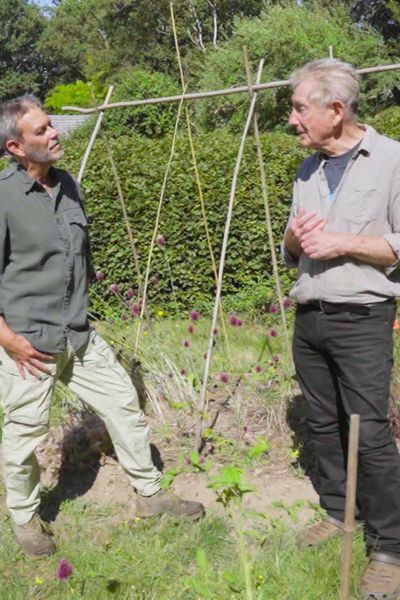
156, 234, 166, 247
229, 315, 238, 326
183, 339, 190, 348
237, 319, 243, 327
190, 310, 200, 322
255, 365, 262, 373
126, 287, 134, 300
219, 372, 229, 383
213, 328, 218, 336
243, 425, 249, 433
283, 297, 293, 310
269, 303, 278, 314
56, 558, 73, 581
110, 283, 120, 294
188, 324, 194, 334
269, 328, 278, 338
96, 270, 105, 281
180, 368, 188, 376
131, 303, 140, 316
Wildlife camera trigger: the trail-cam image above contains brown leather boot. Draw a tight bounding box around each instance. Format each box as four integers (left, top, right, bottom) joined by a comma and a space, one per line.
298, 516, 344, 548
360, 552, 400, 599
13, 514, 55, 559
136, 489, 205, 521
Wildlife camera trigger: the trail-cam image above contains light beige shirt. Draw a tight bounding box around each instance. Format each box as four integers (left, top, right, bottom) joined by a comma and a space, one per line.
283, 125, 400, 304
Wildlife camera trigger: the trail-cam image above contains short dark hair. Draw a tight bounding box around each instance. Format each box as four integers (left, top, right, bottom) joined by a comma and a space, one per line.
0, 95, 42, 156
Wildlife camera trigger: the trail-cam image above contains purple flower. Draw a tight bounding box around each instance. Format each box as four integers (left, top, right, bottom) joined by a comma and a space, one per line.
96, 271, 105, 281
219, 372, 229, 383
56, 558, 73, 581
229, 315, 238, 326
131, 303, 140, 316
243, 425, 249, 433
255, 365, 262, 373
269, 303, 278, 314
180, 368, 188, 376
283, 297, 293, 310
213, 328, 218, 336
188, 324, 194, 334
126, 287, 134, 300
190, 310, 200, 322
110, 283, 120, 294
269, 328, 278, 338
237, 319, 243, 327
183, 339, 190, 348
156, 235, 166, 247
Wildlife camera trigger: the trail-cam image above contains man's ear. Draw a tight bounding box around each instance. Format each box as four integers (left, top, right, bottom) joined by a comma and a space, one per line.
331, 100, 345, 127
6, 138, 25, 158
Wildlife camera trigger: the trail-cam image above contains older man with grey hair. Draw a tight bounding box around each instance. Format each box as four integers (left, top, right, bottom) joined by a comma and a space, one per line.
0, 95, 204, 560
283, 58, 400, 599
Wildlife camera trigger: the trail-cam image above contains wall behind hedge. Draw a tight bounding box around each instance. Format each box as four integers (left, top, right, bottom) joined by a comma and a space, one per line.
62, 128, 307, 316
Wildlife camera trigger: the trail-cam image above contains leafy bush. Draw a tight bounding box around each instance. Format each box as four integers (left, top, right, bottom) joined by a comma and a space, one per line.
103, 68, 181, 138
371, 106, 400, 139
44, 80, 107, 114
61, 127, 306, 316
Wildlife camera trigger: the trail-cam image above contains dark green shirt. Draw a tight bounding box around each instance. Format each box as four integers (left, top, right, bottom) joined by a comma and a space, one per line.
0, 161, 93, 353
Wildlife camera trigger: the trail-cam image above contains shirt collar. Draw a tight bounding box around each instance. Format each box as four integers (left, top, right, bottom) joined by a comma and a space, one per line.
12, 161, 59, 194
317, 124, 376, 165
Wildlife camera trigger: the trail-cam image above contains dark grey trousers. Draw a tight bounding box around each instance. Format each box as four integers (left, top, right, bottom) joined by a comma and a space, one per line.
293, 300, 400, 556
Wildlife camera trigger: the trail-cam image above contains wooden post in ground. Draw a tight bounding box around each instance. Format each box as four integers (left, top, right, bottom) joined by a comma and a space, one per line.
340, 414, 360, 600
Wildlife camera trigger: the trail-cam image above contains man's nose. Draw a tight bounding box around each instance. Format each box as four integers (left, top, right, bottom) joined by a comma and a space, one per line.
288, 109, 298, 126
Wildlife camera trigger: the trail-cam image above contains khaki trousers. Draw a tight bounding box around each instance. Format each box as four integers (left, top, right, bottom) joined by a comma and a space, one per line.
0, 329, 161, 525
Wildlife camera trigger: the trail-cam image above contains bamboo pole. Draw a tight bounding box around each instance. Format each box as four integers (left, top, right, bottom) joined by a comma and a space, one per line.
63, 62, 400, 114
194, 59, 265, 451
134, 91, 187, 354
340, 414, 360, 600
77, 85, 114, 183
169, 2, 231, 356
242, 48, 293, 370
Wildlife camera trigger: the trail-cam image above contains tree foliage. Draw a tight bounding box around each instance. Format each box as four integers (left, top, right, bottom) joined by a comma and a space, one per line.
193, 2, 400, 132
0, 0, 56, 102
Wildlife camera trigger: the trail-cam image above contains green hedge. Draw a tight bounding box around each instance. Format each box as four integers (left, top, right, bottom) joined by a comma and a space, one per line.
61, 128, 307, 316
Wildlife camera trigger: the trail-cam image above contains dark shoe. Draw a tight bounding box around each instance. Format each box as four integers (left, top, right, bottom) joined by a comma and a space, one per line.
298, 516, 344, 548
136, 489, 205, 521
13, 514, 55, 559
360, 552, 400, 599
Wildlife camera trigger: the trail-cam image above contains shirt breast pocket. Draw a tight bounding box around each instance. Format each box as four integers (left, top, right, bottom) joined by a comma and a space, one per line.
340, 187, 381, 225
63, 209, 88, 254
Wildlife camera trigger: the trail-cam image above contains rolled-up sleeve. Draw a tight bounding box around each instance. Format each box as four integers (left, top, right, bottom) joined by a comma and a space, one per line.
383, 166, 400, 275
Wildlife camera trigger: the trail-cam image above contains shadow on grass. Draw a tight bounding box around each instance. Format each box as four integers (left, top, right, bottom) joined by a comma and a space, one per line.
40, 414, 164, 522
286, 392, 320, 495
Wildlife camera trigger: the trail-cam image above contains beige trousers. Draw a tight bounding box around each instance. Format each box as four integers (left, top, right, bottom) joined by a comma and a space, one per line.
0, 329, 161, 525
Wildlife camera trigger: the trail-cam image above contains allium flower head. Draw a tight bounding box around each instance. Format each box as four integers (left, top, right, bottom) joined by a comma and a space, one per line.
219, 372, 229, 383
213, 328, 218, 336
190, 310, 200, 321
156, 235, 166, 247
183, 339, 190, 348
180, 368, 188, 376
255, 365, 262, 373
237, 319, 243, 327
131, 303, 140, 316
283, 297, 293, 310
96, 271, 105, 281
269, 303, 278, 314
188, 324, 194, 334
56, 558, 73, 581
229, 315, 238, 326
110, 283, 120, 294
269, 328, 278, 338
126, 288, 134, 300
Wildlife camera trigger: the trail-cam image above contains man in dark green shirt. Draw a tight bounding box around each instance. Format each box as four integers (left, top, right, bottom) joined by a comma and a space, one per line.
0, 95, 204, 559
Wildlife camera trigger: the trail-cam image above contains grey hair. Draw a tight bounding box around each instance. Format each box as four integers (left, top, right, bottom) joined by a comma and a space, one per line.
291, 58, 360, 120
0, 94, 42, 156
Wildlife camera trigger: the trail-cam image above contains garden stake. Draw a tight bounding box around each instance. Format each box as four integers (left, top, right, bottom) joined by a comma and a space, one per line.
88, 87, 144, 299
170, 2, 232, 356
340, 413, 360, 600
243, 48, 293, 372
134, 90, 186, 354
194, 59, 264, 451
64, 62, 400, 115
77, 85, 114, 184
